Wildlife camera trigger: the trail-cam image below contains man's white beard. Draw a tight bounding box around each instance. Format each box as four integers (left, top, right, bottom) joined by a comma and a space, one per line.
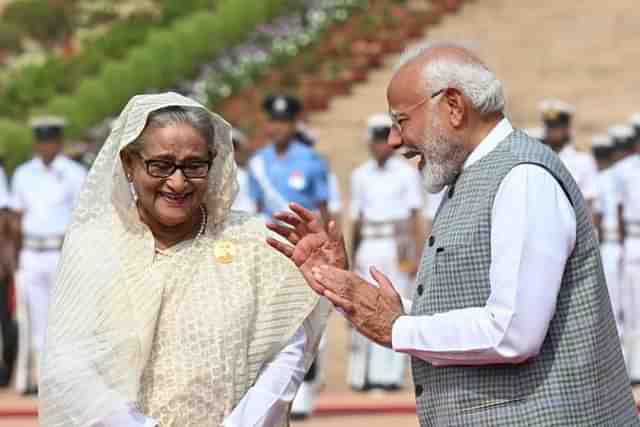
419, 121, 468, 194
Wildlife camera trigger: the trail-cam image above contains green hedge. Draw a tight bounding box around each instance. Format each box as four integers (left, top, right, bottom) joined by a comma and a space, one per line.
0, 0, 290, 169
0, 119, 32, 174
0, 1, 220, 121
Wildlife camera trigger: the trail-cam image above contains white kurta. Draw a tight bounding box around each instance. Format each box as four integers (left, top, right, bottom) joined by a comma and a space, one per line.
392, 119, 579, 366
349, 156, 423, 388
613, 154, 640, 379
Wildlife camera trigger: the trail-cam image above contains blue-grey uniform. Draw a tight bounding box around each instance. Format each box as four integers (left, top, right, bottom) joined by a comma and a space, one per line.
248, 140, 329, 218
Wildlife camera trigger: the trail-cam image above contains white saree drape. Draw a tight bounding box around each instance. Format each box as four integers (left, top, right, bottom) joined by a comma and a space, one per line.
39, 93, 329, 427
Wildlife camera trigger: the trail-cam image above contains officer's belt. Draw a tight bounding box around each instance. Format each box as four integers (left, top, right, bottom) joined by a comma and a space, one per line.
361, 220, 410, 239
23, 234, 64, 252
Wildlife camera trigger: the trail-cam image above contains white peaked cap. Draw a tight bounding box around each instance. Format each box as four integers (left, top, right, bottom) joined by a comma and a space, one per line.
608, 124, 634, 140
591, 134, 613, 148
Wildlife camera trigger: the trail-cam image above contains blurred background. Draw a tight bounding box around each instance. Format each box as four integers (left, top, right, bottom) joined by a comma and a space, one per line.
0, 0, 639, 426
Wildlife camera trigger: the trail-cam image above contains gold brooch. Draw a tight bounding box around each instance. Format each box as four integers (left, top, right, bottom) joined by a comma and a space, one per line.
214, 240, 236, 264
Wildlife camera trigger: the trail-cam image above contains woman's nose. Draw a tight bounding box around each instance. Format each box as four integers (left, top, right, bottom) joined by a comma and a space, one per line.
166, 169, 188, 191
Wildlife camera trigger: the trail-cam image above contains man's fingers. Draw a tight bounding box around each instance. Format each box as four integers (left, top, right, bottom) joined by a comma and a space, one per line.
371, 266, 400, 298
266, 222, 300, 244
327, 220, 342, 241
324, 290, 355, 315
301, 267, 329, 296
266, 237, 294, 258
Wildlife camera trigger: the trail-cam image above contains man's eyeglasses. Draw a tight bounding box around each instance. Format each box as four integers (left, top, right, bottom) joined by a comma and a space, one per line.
133, 152, 212, 179
389, 88, 445, 134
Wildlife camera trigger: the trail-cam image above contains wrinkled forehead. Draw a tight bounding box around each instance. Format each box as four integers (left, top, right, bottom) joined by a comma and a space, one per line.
139, 124, 212, 158
387, 66, 429, 113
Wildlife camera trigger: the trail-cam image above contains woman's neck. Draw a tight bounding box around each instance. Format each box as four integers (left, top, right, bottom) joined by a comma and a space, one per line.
138, 205, 202, 250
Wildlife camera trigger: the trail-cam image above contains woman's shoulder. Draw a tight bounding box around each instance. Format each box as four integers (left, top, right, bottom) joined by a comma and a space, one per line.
211, 210, 270, 245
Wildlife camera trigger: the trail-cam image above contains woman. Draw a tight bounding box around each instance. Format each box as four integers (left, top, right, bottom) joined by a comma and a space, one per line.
39, 92, 329, 427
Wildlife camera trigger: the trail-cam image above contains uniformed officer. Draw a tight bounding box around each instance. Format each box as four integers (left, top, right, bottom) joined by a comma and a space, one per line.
249, 95, 331, 419
249, 95, 330, 223
348, 113, 423, 392
230, 128, 257, 214
609, 123, 640, 382
591, 134, 623, 338
539, 99, 598, 208
9, 117, 87, 394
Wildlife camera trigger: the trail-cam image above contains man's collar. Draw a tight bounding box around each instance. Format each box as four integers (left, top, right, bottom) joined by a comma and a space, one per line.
463, 118, 514, 170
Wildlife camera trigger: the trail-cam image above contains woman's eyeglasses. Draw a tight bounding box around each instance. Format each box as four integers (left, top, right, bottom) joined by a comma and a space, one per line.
133, 153, 212, 179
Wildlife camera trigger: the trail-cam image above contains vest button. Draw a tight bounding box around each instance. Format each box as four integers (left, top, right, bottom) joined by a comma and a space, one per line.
428, 235, 435, 247
415, 384, 424, 397
417, 284, 424, 296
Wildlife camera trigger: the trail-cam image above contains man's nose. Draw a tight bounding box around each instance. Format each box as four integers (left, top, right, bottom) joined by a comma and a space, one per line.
387, 126, 403, 148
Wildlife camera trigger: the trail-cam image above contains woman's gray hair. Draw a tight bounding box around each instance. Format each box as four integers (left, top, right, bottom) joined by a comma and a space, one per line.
128, 105, 217, 156
396, 42, 506, 115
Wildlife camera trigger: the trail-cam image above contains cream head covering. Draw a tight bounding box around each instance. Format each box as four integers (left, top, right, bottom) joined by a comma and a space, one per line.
40, 93, 327, 426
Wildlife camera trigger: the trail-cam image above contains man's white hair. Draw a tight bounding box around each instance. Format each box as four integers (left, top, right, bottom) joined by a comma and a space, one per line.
395, 42, 506, 115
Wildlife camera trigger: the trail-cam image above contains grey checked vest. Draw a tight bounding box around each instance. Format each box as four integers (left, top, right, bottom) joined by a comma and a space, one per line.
411, 130, 638, 426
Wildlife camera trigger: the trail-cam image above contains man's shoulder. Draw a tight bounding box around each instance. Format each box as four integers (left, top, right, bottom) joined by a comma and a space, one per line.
503, 130, 561, 165
289, 141, 320, 158
352, 159, 375, 179
58, 156, 87, 178
12, 159, 37, 180
253, 144, 275, 159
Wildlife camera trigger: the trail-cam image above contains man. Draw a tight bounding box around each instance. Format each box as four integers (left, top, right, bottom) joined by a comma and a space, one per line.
0, 161, 17, 387
249, 95, 330, 224
230, 128, 257, 214
540, 99, 599, 209
611, 122, 640, 383
266, 44, 638, 425
348, 113, 423, 392
9, 117, 86, 395
248, 95, 331, 418
591, 134, 623, 337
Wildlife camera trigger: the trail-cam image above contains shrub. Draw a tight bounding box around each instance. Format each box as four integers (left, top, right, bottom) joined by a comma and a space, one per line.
0, 120, 32, 174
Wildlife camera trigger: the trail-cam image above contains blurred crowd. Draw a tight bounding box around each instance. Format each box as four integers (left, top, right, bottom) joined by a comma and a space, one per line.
0, 90, 638, 421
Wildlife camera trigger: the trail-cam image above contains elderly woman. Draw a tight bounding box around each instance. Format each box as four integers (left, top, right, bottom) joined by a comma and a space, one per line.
39, 93, 329, 427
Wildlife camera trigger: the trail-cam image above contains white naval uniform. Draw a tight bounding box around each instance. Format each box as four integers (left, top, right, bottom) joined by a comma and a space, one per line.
348, 156, 423, 389
9, 155, 86, 392
594, 167, 623, 336
328, 173, 341, 216
613, 154, 640, 380
558, 144, 598, 203
231, 166, 257, 213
